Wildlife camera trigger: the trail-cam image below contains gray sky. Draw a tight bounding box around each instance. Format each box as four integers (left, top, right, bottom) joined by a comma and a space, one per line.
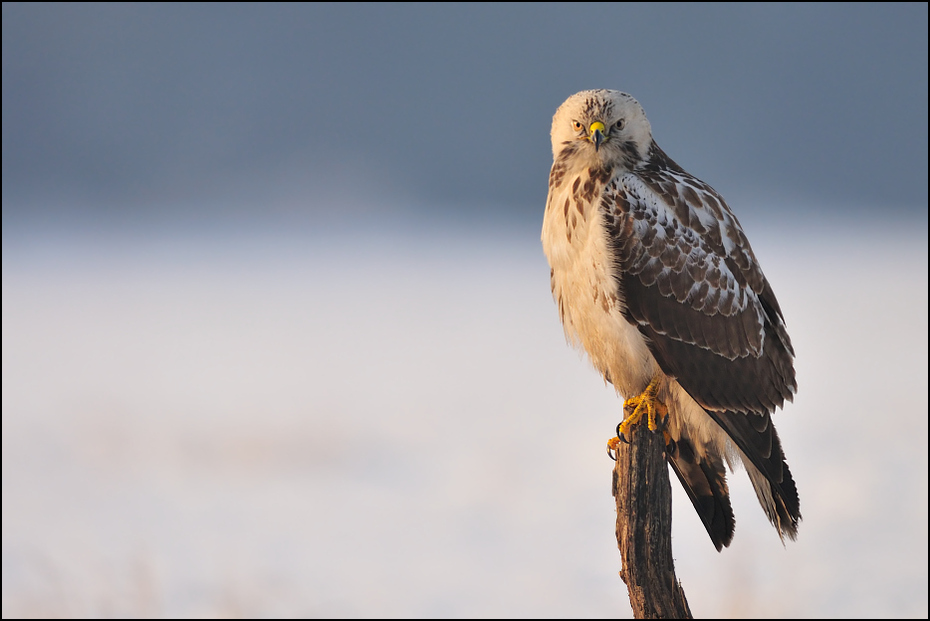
2, 3, 927, 224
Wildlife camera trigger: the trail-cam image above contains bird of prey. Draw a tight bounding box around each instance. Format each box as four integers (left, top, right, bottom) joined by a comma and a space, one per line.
541, 89, 799, 550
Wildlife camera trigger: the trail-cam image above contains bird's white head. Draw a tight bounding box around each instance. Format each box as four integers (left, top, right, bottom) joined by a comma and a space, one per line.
550, 89, 653, 171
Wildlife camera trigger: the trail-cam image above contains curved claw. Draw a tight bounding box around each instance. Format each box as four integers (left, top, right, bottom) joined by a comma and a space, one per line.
607, 435, 625, 461
609, 378, 667, 459
614, 423, 631, 444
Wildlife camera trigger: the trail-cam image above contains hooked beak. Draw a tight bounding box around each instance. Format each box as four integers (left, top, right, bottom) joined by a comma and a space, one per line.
589, 121, 606, 151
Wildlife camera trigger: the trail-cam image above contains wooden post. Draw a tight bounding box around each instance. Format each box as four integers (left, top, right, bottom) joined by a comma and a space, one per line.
612, 425, 692, 619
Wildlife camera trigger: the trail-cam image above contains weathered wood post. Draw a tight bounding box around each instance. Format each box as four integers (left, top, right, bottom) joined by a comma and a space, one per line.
612, 424, 692, 619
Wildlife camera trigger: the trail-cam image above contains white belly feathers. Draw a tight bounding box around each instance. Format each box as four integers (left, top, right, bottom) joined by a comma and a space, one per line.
541, 172, 657, 398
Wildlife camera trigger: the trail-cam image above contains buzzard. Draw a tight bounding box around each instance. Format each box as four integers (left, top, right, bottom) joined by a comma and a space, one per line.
541, 89, 799, 550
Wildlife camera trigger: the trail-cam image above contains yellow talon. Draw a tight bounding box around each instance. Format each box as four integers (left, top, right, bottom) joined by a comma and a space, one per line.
611, 376, 668, 448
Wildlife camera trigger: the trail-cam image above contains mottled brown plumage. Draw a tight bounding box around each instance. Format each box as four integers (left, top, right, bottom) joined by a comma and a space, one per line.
542, 89, 800, 550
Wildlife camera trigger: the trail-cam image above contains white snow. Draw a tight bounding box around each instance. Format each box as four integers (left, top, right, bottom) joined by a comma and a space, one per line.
2, 208, 927, 618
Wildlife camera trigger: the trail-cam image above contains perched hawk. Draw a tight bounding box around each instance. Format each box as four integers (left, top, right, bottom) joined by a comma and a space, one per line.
542, 89, 799, 550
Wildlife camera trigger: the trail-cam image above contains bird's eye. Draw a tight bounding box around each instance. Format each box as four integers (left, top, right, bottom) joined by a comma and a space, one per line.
572, 120, 584, 132
614, 119, 625, 131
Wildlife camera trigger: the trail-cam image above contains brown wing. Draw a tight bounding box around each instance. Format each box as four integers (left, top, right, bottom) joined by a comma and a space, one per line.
600, 142, 800, 541
707, 409, 801, 539
600, 143, 796, 414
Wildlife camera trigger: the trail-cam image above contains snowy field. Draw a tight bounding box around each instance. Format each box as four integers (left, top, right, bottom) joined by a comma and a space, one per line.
2, 209, 927, 618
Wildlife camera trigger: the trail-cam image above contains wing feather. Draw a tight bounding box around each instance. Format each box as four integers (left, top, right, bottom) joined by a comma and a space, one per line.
707, 410, 801, 539
602, 147, 796, 414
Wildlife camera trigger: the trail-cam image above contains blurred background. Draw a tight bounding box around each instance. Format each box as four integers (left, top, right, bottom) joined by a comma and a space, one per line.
2, 3, 927, 617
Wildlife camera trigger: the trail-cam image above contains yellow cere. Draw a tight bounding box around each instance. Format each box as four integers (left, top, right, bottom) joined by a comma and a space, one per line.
589, 121, 606, 135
